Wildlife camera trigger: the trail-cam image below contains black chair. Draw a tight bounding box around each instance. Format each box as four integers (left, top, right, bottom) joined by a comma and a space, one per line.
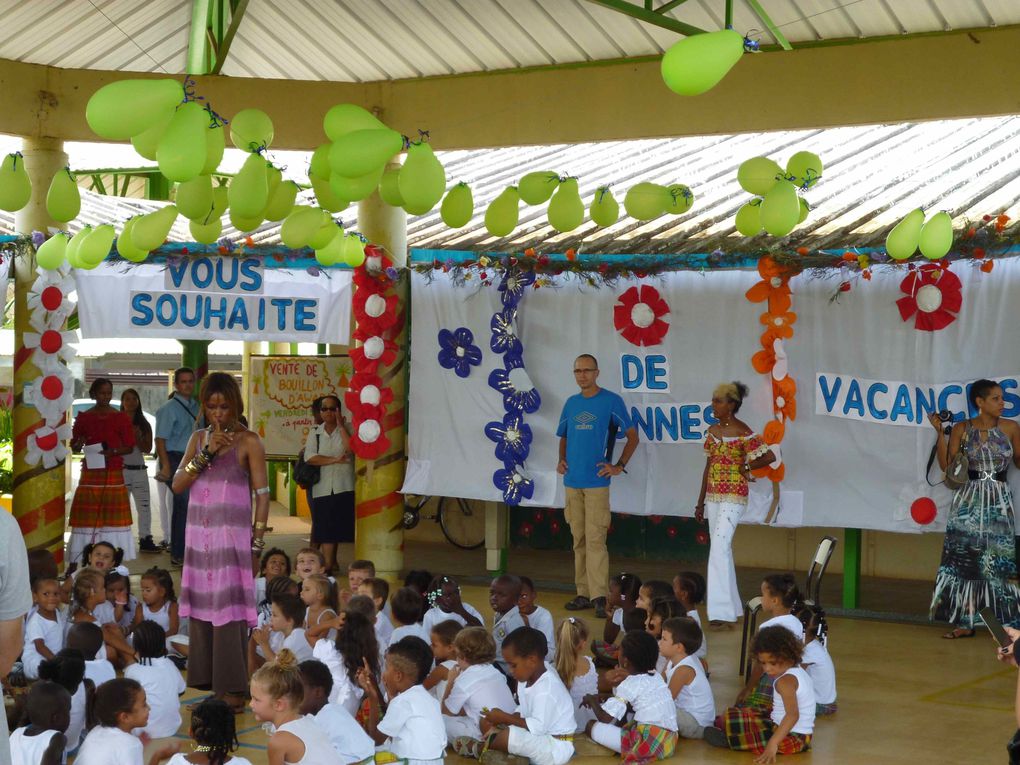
805, 535, 838, 608
738, 595, 763, 683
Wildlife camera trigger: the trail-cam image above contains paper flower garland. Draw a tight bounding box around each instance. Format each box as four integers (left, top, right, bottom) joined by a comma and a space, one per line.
896, 263, 962, 331
437, 327, 482, 378
26, 423, 72, 469
613, 285, 670, 347
488, 357, 541, 415
490, 308, 522, 357
484, 412, 533, 463
493, 463, 535, 505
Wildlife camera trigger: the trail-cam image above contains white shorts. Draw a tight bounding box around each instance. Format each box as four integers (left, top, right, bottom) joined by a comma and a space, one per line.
507, 727, 574, 765
443, 714, 482, 741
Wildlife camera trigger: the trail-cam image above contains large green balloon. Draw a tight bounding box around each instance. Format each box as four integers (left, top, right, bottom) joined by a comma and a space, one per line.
0, 153, 32, 212
310, 144, 332, 179
132, 205, 178, 251
309, 217, 340, 250
157, 102, 208, 182
485, 187, 520, 237
590, 186, 620, 227
760, 180, 800, 237
323, 104, 386, 141
379, 168, 405, 207
130, 109, 174, 161
202, 123, 225, 175
116, 217, 149, 262
265, 180, 298, 222
518, 171, 560, 205
85, 79, 184, 140
281, 206, 323, 249
175, 175, 214, 221
264, 166, 282, 210
311, 173, 349, 213
189, 218, 223, 245
624, 183, 668, 221
229, 209, 263, 232
35, 233, 68, 270
661, 29, 744, 96
228, 153, 269, 218
329, 166, 383, 203
46, 169, 81, 223
786, 151, 823, 189
665, 184, 694, 215
886, 208, 924, 260
738, 157, 782, 196
399, 143, 446, 216
341, 234, 366, 267
314, 231, 344, 267
735, 199, 762, 236
230, 108, 274, 152
441, 183, 473, 228
329, 129, 402, 179
200, 184, 228, 225
547, 178, 584, 232
79, 225, 116, 266
919, 211, 953, 260
65, 226, 92, 269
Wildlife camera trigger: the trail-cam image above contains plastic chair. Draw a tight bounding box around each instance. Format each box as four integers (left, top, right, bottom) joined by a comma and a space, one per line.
805, 535, 838, 608
738, 595, 763, 683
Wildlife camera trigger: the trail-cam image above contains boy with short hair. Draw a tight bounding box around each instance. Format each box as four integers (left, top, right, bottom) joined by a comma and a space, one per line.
295, 548, 328, 581
360, 577, 393, 647
517, 576, 555, 654
298, 659, 376, 764
389, 588, 429, 647
659, 616, 715, 739
252, 593, 313, 666
489, 575, 525, 675
65, 623, 114, 686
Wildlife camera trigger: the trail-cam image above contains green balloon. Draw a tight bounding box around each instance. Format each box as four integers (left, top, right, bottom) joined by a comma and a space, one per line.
738, 157, 782, 196
547, 178, 584, 232
399, 142, 446, 216
665, 184, 694, 215
311, 172, 349, 213
131, 109, 173, 161
202, 123, 225, 175
189, 218, 222, 245
341, 234, 366, 267
760, 180, 800, 237
264, 166, 282, 211
485, 187, 520, 237
230, 108, 274, 152
264, 180, 298, 222
661, 29, 744, 96
314, 231, 344, 266
518, 171, 560, 205
330, 166, 383, 202
65, 226, 92, 268
175, 175, 214, 221
132, 205, 178, 251
281, 206, 323, 249
786, 151, 823, 189
310, 144, 332, 179
624, 183, 668, 221
440, 183, 473, 228
735, 199, 762, 236
379, 168, 405, 207
200, 184, 228, 225
798, 197, 810, 224
46, 169, 81, 223
79, 224, 115, 266
886, 208, 924, 260
228, 153, 269, 218
229, 209, 263, 232
85, 79, 184, 140
309, 217, 340, 250
157, 102, 208, 182
116, 217, 149, 262
323, 104, 386, 141
35, 233, 68, 270
919, 211, 953, 260
0, 153, 32, 212
329, 129, 402, 179
589, 186, 619, 227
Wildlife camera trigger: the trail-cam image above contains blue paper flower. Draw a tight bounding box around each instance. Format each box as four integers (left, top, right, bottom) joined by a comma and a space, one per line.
488, 357, 541, 414
493, 462, 535, 506
498, 269, 535, 308
484, 412, 533, 463
437, 327, 482, 378
490, 307, 522, 357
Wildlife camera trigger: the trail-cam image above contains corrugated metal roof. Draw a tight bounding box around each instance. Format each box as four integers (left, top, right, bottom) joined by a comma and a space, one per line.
0, 1, 1016, 81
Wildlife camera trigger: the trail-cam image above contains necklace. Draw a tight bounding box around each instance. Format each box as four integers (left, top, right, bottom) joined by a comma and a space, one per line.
193, 746, 215, 753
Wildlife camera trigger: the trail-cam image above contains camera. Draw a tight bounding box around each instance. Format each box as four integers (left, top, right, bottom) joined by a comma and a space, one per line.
936, 410, 954, 423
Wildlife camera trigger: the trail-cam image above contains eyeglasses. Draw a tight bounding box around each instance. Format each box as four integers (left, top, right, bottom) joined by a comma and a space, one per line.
320, 406, 338, 411
573, 369, 597, 374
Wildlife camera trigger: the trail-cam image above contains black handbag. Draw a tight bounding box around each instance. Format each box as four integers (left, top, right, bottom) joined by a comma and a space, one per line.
294, 434, 320, 489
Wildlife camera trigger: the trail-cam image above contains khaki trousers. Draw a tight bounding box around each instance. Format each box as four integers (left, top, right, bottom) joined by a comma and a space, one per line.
564, 486, 611, 600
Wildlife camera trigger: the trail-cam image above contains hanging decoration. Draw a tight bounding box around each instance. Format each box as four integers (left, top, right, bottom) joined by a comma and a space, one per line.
436, 327, 482, 378
0, 153, 32, 213
896, 262, 962, 332
613, 285, 671, 347
734, 152, 822, 238
660, 28, 748, 96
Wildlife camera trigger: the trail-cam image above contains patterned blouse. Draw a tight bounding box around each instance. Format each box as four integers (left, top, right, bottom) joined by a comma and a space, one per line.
704, 432, 769, 504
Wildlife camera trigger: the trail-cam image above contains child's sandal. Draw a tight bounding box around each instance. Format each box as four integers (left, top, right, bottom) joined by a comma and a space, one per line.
452, 737, 484, 759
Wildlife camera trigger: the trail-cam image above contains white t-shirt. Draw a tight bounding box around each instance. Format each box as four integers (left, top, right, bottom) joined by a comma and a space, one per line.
124, 658, 186, 738
665, 655, 715, 727
603, 672, 677, 730
522, 606, 556, 657
139, 601, 172, 633
75, 726, 143, 765
304, 424, 355, 498
377, 685, 446, 763
430, 659, 457, 703
311, 704, 376, 764
422, 603, 483, 635
611, 608, 624, 628
254, 576, 268, 607
492, 607, 527, 669
167, 755, 253, 765
91, 601, 117, 626
22, 610, 67, 678
771, 667, 816, 735
516, 669, 576, 736
759, 613, 805, 641
567, 656, 598, 733
85, 658, 116, 687
65, 683, 87, 755
802, 640, 836, 705
276, 716, 339, 765
270, 628, 314, 663
443, 663, 516, 724
311, 641, 364, 715
388, 622, 429, 647
9, 727, 59, 765
375, 612, 394, 648
686, 609, 708, 660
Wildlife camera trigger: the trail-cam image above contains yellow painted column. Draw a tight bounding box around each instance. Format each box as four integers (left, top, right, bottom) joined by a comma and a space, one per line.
12, 137, 69, 564
354, 171, 407, 581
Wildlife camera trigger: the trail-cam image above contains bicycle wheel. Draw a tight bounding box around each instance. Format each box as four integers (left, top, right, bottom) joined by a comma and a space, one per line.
438, 497, 486, 550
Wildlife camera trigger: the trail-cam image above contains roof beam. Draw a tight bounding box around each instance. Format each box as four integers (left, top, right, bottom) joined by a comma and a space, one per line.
187, 0, 249, 76
743, 0, 792, 51
581, 0, 707, 37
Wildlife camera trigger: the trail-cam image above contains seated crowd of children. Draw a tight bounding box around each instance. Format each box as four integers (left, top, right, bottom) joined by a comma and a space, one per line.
8, 541, 837, 765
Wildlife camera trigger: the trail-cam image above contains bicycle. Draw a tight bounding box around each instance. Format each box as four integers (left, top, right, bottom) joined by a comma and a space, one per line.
400, 494, 486, 550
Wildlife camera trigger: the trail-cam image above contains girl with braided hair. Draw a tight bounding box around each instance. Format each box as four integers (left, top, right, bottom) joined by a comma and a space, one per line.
167, 699, 252, 765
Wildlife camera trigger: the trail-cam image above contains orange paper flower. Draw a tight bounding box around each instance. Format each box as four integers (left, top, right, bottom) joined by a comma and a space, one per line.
760, 310, 797, 339
773, 377, 797, 421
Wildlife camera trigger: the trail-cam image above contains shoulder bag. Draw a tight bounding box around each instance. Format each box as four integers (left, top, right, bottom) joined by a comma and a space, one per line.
294, 434, 321, 489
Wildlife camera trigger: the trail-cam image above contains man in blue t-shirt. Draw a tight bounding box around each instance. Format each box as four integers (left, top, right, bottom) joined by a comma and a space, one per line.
556, 353, 638, 618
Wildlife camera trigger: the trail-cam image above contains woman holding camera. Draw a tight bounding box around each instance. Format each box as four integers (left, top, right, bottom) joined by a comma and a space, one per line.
929, 379, 1020, 638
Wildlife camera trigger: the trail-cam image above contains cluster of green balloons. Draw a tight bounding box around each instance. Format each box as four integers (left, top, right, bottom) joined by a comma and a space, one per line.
886, 209, 954, 260
42, 224, 120, 271
661, 29, 745, 97
0, 153, 32, 212
734, 152, 822, 237
624, 183, 693, 221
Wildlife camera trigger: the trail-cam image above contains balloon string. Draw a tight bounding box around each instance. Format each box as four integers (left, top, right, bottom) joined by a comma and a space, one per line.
10, 152, 22, 170
181, 77, 205, 105
742, 30, 762, 52
204, 104, 228, 128
404, 129, 431, 148
596, 187, 610, 203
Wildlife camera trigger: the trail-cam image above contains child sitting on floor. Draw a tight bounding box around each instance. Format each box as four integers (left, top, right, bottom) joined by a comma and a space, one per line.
593, 573, 642, 668
659, 616, 715, 739
295, 548, 329, 583
489, 575, 524, 674
23, 577, 66, 680
105, 569, 137, 632
66, 623, 115, 686
122, 621, 186, 739
252, 594, 313, 667
74, 678, 179, 765
301, 574, 339, 646
9, 680, 71, 765
298, 659, 376, 765
166, 698, 253, 765
254, 548, 292, 606
388, 587, 429, 646
422, 575, 483, 634
345, 559, 376, 604
424, 618, 460, 701
554, 616, 598, 733
257, 576, 300, 631
706, 625, 816, 759
62, 541, 122, 598
737, 573, 806, 710
38, 649, 91, 757
795, 603, 837, 716
517, 576, 555, 652
357, 636, 447, 765
646, 598, 683, 674
360, 578, 393, 648
673, 571, 708, 671
636, 580, 674, 613
312, 610, 380, 716
442, 627, 516, 742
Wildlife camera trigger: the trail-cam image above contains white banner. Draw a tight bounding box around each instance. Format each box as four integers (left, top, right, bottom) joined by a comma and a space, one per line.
404, 256, 1020, 532
74, 256, 352, 343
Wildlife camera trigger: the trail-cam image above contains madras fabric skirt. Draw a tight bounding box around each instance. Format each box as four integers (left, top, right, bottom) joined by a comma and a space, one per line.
620, 723, 678, 764
67, 468, 134, 564
722, 707, 811, 755
816, 702, 838, 716
740, 672, 774, 712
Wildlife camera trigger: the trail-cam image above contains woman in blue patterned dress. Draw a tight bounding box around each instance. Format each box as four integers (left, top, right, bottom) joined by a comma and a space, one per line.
930, 379, 1020, 638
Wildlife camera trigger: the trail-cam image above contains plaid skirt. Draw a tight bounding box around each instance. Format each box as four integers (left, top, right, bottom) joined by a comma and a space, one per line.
740, 672, 774, 711
621, 723, 678, 764
816, 702, 838, 716
69, 468, 132, 529
723, 707, 811, 755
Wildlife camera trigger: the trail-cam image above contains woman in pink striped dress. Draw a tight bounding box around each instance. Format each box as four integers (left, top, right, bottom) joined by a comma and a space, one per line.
172, 372, 270, 712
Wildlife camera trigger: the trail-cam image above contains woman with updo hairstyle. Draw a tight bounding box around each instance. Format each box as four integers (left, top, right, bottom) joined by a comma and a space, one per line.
694, 381, 775, 627
929, 378, 1020, 639
68, 377, 137, 565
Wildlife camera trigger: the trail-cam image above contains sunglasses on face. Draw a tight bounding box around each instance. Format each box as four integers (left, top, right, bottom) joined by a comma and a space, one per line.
320, 406, 338, 412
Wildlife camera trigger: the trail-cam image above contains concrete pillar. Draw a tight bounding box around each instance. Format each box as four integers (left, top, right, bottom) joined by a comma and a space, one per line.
353, 169, 407, 581
12, 137, 69, 563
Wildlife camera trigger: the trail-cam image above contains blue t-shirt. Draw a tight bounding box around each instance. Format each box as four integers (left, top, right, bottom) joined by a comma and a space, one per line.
556, 388, 633, 489
155, 394, 198, 453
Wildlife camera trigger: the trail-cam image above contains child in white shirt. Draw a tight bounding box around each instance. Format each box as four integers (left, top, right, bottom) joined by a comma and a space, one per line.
737, 573, 806, 711
553, 616, 598, 733
311, 610, 378, 716
254, 548, 292, 606
359, 578, 394, 649
37, 649, 91, 757
658, 617, 715, 738
672, 571, 709, 671
22, 578, 66, 680
166, 698, 254, 765
441, 627, 516, 741
489, 576, 526, 675
122, 621, 186, 739
358, 635, 447, 765
74, 678, 179, 765
66, 623, 116, 686
252, 594, 313, 668
796, 604, 837, 716
298, 659, 376, 765
518, 576, 555, 656
424, 618, 460, 702
387, 587, 429, 647
9, 679, 71, 765
422, 575, 483, 634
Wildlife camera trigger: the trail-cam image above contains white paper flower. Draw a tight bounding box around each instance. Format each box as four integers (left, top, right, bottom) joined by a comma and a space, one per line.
24, 423, 72, 468
771, 338, 788, 381
358, 419, 381, 443
24, 329, 77, 372
27, 269, 75, 323
363, 336, 384, 360
24, 366, 74, 426
365, 294, 387, 318
630, 302, 656, 328
360, 385, 381, 406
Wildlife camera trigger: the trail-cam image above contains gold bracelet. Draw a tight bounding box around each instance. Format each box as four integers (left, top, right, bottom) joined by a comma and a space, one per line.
253, 520, 267, 531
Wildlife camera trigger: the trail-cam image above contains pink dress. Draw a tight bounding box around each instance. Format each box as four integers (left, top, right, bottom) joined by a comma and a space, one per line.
179, 436, 257, 627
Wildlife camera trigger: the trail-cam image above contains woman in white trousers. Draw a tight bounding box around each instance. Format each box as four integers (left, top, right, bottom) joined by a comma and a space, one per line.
695, 382, 775, 626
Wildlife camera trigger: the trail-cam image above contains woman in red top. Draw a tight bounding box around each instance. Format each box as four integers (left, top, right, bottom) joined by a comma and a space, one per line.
68, 378, 137, 567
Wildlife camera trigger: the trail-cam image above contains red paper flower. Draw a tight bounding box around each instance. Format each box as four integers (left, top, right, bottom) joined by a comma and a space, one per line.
613, 285, 670, 346
896, 264, 962, 332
